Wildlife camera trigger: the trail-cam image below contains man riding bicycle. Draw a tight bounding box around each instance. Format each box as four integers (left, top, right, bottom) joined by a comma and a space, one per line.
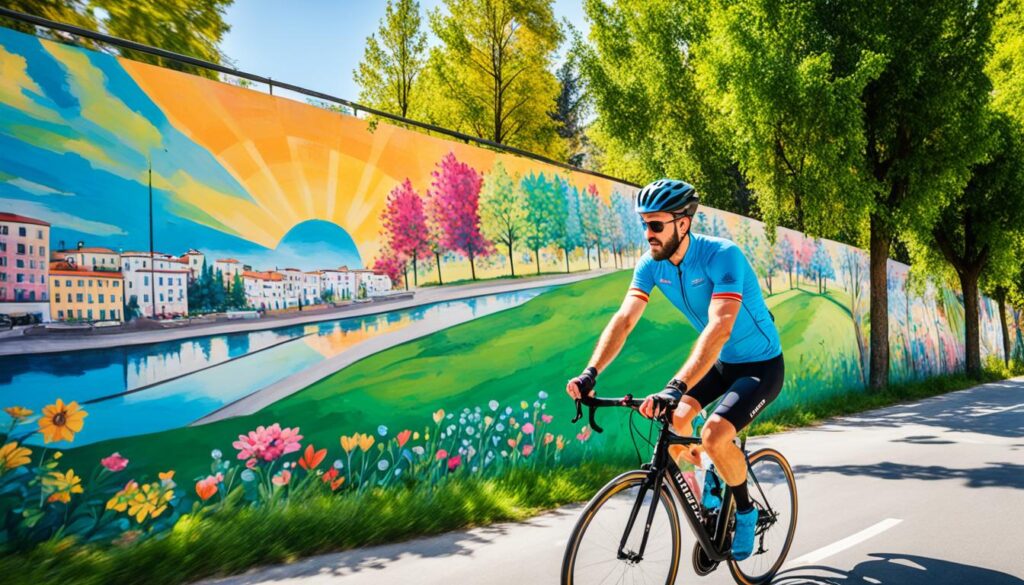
565, 179, 784, 561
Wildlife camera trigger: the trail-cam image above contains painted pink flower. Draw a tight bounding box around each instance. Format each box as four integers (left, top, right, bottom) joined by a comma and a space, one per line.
522, 423, 535, 435
508, 438, 517, 449
522, 445, 534, 457
272, 470, 292, 486
447, 455, 462, 472
232, 423, 303, 462
577, 426, 592, 443
100, 452, 129, 472
541, 415, 553, 424
246, 458, 257, 469
435, 449, 448, 461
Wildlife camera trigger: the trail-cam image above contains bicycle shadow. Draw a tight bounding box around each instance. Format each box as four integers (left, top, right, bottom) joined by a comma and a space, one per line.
771, 552, 1023, 584
791, 461, 1024, 490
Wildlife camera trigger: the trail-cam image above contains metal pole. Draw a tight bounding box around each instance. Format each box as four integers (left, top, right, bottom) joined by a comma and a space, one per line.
148, 159, 156, 319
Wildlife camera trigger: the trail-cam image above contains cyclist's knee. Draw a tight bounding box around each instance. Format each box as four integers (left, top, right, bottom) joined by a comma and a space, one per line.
701, 416, 736, 453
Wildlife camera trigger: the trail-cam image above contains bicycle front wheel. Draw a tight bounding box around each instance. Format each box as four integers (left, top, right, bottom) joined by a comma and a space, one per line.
728, 448, 798, 585
561, 470, 682, 585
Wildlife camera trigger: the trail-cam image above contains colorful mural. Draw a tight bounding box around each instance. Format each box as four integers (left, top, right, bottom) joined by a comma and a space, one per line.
0, 23, 1011, 560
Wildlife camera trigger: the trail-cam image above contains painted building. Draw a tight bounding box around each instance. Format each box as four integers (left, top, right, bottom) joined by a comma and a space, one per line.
52, 246, 120, 272
302, 272, 321, 305
121, 252, 190, 318
352, 269, 393, 297
0, 212, 50, 321
49, 262, 125, 322
318, 268, 356, 301
279, 268, 320, 307
214, 258, 243, 285
179, 249, 205, 281
242, 270, 286, 310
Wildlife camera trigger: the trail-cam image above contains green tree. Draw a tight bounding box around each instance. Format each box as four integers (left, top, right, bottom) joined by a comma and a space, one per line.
479, 161, 527, 277
94, 0, 233, 80
521, 172, 561, 274
1, 1, 97, 37
575, 0, 745, 214
228, 272, 246, 309
424, 0, 563, 156
700, 0, 998, 389
549, 56, 589, 167
909, 112, 1024, 377
987, 0, 1024, 126
353, 0, 428, 118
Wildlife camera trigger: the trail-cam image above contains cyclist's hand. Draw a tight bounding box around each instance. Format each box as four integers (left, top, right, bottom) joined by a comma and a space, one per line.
639, 379, 687, 420
566, 367, 598, 401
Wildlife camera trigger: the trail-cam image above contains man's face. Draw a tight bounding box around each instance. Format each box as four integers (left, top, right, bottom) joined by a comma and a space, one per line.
641, 212, 689, 260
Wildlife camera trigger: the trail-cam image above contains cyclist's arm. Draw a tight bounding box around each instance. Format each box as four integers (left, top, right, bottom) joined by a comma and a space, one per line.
672, 297, 739, 387
586, 295, 648, 374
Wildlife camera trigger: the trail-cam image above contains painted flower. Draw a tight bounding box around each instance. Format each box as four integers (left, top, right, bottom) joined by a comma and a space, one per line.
298, 444, 327, 471
106, 480, 140, 512
447, 455, 462, 472
246, 458, 258, 469
543, 433, 554, 446
432, 409, 445, 424
413, 431, 420, 440
101, 452, 129, 472
396, 429, 412, 448
272, 470, 292, 486
556, 435, 566, 451
322, 468, 345, 491
412, 446, 425, 456
127, 482, 173, 523
520, 401, 529, 410
0, 441, 31, 470
522, 423, 535, 435
38, 399, 87, 443
538, 391, 548, 400
3, 406, 33, 421
159, 470, 176, 488
484, 416, 494, 428
341, 434, 358, 454
378, 425, 389, 437
232, 423, 303, 462
43, 469, 84, 503
195, 474, 222, 501
435, 449, 448, 461
507, 438, 517, 449
240, 469, 256, 482
211, 449, 223, 460
378, 459, 390, 472
357, 433, 375, 452
541, 414, 553, 424
522, 445, 534, 457
333, 459, 344, 469
577, 426, 592, 443
488, 400, 499, 411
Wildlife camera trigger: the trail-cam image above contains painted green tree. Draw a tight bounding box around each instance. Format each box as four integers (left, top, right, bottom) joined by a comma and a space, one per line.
479, 161, 527, 277
521, 172, 561, 274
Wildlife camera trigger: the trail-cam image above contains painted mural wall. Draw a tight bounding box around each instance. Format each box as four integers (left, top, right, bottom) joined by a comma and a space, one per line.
0, 24, 1011, 553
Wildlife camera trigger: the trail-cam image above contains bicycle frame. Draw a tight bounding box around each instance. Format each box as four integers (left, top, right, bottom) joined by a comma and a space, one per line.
618, 420, 736, 564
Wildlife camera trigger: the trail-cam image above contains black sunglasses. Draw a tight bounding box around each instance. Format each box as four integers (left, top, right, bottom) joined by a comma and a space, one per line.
640, 212, 690, 234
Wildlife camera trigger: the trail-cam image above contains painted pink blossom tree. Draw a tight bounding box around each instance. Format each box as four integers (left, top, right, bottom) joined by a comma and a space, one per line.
380, 179, 432, 287
426, 152, 493, 280
373, 250, 406, 288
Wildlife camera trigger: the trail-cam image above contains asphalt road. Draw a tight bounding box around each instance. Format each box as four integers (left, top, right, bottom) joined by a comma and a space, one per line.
197, 377, 1024, 585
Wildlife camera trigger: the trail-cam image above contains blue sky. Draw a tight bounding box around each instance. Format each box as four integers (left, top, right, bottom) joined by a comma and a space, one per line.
220, 0, 589, 103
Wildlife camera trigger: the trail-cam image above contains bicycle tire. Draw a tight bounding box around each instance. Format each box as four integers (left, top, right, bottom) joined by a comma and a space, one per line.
561, 470, 682, 585
728, 448, 798, 585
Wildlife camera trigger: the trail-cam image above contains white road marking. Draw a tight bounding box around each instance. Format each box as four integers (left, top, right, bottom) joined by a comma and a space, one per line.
786, 518, 903, 567
969, 402, 1024, 417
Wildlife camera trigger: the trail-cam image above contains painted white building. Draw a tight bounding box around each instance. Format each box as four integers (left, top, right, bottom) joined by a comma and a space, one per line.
242, 270, 286, 311
121, 252, 190, 317
318, 268, 356, 302
179, 249, 205, 281
214, 258, 243, 285
53, 246, 120, 272
302, 272, 321, 305
351, 269, 393, 297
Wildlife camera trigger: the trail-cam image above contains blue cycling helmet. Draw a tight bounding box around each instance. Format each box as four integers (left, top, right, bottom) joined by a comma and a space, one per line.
634, 179, 699, 216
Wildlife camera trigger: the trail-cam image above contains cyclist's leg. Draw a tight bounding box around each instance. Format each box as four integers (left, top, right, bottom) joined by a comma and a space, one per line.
700, 353, 785, 485
670, 362, 727, 466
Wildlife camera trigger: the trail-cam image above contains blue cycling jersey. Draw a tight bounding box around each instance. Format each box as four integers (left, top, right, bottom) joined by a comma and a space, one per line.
628, 233, 782, 364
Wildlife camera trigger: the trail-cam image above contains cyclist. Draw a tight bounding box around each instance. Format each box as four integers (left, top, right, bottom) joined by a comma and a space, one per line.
565, 179, 784, 561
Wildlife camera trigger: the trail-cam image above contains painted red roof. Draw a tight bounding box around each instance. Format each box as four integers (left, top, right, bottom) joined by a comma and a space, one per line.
0, 212, 50, 227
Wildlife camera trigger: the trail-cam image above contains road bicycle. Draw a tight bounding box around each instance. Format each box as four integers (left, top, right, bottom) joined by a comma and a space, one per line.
561, 394, 798, 585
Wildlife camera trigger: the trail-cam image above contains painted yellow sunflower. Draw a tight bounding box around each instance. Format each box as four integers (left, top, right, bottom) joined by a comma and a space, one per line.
127, 482, 174, 523
0, 441, 32, 470
106, 480, 140, 512
38, 399, 87, 443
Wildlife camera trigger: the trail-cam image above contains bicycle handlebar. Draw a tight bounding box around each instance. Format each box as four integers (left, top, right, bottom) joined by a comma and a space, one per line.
571, 394, 662, 433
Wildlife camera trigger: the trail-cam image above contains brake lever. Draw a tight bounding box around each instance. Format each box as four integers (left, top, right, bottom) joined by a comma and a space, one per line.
588, 405, 604, 433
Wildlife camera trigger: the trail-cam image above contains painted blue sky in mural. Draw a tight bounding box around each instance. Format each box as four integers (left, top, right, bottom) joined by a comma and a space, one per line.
0, 26, 363, 268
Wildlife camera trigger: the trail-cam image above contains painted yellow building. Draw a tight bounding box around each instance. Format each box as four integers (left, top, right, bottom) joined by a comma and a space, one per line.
49, 263, 125, 322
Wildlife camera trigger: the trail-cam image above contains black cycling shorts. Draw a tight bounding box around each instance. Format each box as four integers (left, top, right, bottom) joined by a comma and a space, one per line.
685, 353, 785, 432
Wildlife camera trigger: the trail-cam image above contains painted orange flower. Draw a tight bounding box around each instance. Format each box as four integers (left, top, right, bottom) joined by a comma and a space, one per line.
195, 473, 223, 501
357, 433, 375, 452
298, 444, 327, 471
106, 480, 140, 512
322, 468, 345, 491
556, 435, 565, 451
340, 435, 357, 454
43, 469, 83, 503
272, 469, 292, 486
38, 399, 87, 443
3, 406, 33, 421
0, 442, 32, 470
432, 409, 445, 424
396, 429, 412, 448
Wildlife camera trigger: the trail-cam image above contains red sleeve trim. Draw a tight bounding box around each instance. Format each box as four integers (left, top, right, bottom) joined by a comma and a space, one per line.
627, 287, 650, 302
711, 292, 743, 302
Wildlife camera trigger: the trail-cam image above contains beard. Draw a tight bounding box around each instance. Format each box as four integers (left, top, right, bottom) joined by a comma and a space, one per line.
649, 227, 683, 261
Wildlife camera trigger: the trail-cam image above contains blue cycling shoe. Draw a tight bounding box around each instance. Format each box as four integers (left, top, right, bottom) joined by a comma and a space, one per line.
732, 507, 758, 561
702, 469, 722, 510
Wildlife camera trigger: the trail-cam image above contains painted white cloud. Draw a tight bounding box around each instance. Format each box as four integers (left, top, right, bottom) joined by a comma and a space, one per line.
0, 198, 126, 236
6, 178, 74, 197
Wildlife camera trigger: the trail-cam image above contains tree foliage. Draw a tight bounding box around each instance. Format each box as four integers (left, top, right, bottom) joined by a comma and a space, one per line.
354, 0, 428, 118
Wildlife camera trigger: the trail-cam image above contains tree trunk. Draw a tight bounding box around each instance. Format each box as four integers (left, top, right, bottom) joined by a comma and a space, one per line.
586, 247, 592, 270
412, 256, 418, 287
869, 215, 890, 391
788, 269, 793, 289
404, 265, 409, 291
996, 289, 1010, 366
597, 243, 603, 268
507, 242, 515, 277
534, 247, 541, 275
959, 270, 982, 378
468, 247, 477, 281
434, 252, 443, 285
564, 248, 570, 273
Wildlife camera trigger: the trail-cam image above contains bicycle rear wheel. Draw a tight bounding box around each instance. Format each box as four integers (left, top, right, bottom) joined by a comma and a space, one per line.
561, 470, 682, 585
728, 448, 798, 585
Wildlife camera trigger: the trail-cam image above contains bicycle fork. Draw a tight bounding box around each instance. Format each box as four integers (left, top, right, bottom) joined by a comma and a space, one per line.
617, 469, 665, 563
